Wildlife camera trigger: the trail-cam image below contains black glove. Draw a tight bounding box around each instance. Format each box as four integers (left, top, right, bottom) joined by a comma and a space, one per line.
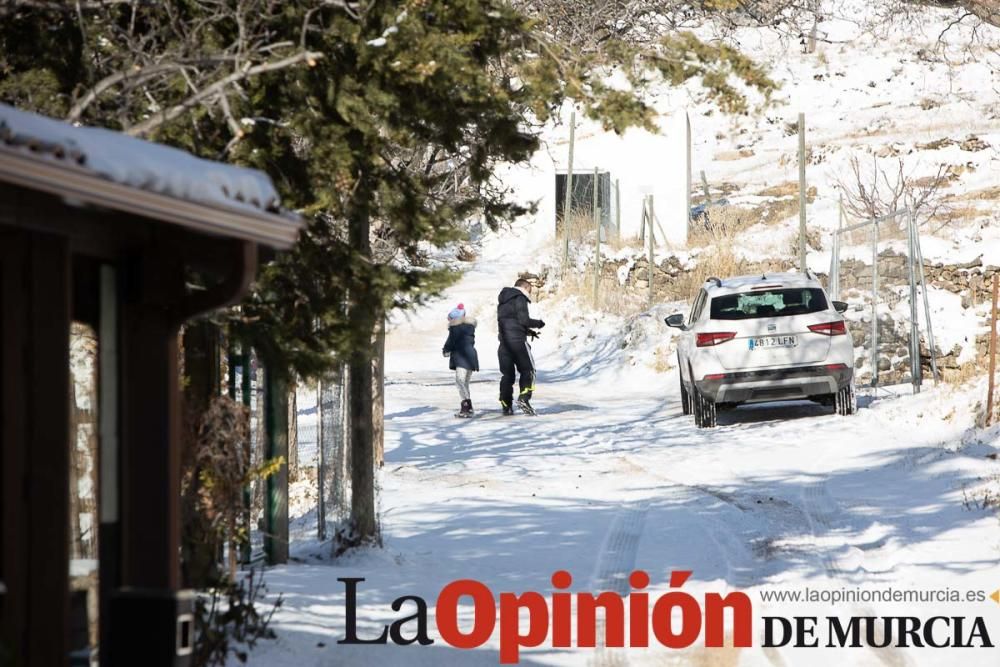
527, 330, 540, 340
442, 350, 450, 357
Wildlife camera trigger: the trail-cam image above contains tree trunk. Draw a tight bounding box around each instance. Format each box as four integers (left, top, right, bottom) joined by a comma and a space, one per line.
180, 320, 223, 587
347, 169, 379, 542
372, 316, 386, 469
287, 377, 298, 482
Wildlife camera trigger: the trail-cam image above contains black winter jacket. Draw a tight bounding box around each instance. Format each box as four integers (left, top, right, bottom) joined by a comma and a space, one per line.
442, 317, 479, 371
497, 287, 544, 345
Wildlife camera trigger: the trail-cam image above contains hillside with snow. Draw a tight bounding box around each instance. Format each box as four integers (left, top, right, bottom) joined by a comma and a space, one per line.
243, 4, 1000, 667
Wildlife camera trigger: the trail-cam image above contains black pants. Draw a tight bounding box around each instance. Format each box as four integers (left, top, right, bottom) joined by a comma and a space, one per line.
498, 338, 535, 406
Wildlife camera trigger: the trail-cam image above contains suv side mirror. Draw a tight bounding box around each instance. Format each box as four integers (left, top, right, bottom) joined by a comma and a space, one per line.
664, 313, 685, 328
833, 300, 848, 313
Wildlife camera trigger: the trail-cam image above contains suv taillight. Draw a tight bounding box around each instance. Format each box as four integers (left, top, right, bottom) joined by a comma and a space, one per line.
808, 321, 847, 336
696, 332, 737, 347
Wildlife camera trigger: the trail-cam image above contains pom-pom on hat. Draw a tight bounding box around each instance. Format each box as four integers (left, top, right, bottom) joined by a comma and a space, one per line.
447, 303, 465, 320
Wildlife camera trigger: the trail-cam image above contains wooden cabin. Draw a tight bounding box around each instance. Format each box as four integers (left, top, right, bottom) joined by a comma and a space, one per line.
0, 104, 301, 666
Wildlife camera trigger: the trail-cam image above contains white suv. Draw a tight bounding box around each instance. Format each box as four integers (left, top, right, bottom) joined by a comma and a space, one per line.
665, 272, 856, 428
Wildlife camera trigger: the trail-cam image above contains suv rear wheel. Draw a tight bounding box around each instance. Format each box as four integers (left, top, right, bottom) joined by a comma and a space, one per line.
835, 381, 857, 416
680, 378, 691, 415
694, 389, 717, 428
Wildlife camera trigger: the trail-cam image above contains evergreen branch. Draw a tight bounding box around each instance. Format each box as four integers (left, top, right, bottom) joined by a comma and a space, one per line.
1, 0, 132, 12
126, 50, 324, 137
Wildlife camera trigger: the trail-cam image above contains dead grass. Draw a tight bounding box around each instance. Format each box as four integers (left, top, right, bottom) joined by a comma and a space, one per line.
950, 185, 1000, 202
942, 362, 983, 386
678, 204, 794, 301
714, 148, 755, 161
765, 183, 816, 201
935, 205, 982, 226
555, 269, 646, 317
689, 205, 757, 246
653, 345, 673, 373
559, 209, 602, 242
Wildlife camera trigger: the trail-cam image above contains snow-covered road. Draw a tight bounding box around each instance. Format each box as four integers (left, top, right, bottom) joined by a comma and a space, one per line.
244, 237, 1000, 667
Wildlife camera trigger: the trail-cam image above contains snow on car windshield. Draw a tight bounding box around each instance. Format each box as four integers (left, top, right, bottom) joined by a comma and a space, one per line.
710, 288, 827, 320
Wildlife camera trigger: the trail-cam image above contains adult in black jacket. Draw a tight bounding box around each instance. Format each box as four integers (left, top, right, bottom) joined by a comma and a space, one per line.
497, 278, 544, 415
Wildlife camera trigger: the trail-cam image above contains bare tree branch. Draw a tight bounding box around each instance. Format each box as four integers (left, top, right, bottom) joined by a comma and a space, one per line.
126, 50, 323, 137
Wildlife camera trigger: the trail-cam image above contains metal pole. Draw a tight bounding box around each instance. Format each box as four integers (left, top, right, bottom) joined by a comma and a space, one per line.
685, 112, 692, 242
639, 195, 649, 243
648, 195, 655, 307
561, 110, 575, 275
240, 348, 252, 564
988, 274, 999, 426
317, 378, 326, 541
593, 167, 600, 305
913, 223, 939, 384
906, 210, 922, 392
798, 112, 808, 273
830, 195, 843, 297
263, 366, 289, 565
615, 178, 621, 237
871, 220, 879, 389
594, 207, 601, 305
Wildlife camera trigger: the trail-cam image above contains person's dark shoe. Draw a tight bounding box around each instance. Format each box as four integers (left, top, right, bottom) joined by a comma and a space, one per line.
500, 401, 515, 416
516, 396, 536, 416
457, 399, 473, 418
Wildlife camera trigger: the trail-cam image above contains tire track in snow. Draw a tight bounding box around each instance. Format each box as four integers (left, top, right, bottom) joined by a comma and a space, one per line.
800, 481, 913, 667
588, 503, 649, 667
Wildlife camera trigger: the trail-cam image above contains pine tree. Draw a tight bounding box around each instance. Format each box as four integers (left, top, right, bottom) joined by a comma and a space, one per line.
1, 0, 778, 544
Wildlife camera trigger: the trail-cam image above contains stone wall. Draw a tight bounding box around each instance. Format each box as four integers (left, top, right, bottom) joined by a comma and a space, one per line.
529, 248, 989, 383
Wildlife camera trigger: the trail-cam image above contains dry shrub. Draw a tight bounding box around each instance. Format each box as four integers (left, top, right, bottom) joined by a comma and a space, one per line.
560, 209, 601, 242
456, 244, 478, 262
185, 395, 281, 581
942, 362, 983, 386
756, 181, 800, 198
688, 205, 756, 246
950, 185, 1000, 202
935, 205, 982, 227
668, 249, 775, 303
556, 269, 645, 316
653, 345, 673, 373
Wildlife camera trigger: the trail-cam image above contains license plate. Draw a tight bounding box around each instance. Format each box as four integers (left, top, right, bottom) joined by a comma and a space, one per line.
748, 335, 797, 350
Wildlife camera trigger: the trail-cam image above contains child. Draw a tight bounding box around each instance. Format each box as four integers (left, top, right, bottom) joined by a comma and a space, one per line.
442, 303, 479, 417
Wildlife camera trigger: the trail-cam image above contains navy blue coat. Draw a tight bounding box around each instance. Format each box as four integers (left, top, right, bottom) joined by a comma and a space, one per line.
443, 317, 479, 371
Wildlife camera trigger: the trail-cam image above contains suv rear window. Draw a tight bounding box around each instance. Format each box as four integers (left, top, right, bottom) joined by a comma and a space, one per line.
710, 287, 828, 320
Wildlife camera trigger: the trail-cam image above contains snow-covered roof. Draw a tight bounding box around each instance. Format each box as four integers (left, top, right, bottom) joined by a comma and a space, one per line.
0, 103, 301, 248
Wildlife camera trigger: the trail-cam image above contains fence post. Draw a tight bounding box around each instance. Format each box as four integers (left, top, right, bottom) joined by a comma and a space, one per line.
988, 274, 998, 426
317, 377, 326, 541
871, 220, 879, 389
912, 226, 939, 385
830, 195, 843, 297
239, 349, 252, 564
263, 366, 289, 565
798, 111, 808, 273
906, 210, 922, 393
686, 112, 692, 241
615, 178, 621, 237
594, 207, 601, 306
648, 195, 655, 308
561, 110, 575, 275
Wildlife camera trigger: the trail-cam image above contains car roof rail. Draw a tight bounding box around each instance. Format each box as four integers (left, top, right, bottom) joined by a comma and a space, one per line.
706, 276, 723, 288
804, 268, 815, 279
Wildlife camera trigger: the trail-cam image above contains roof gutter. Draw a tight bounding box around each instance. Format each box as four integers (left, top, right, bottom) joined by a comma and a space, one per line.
0, 146, 302, 249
